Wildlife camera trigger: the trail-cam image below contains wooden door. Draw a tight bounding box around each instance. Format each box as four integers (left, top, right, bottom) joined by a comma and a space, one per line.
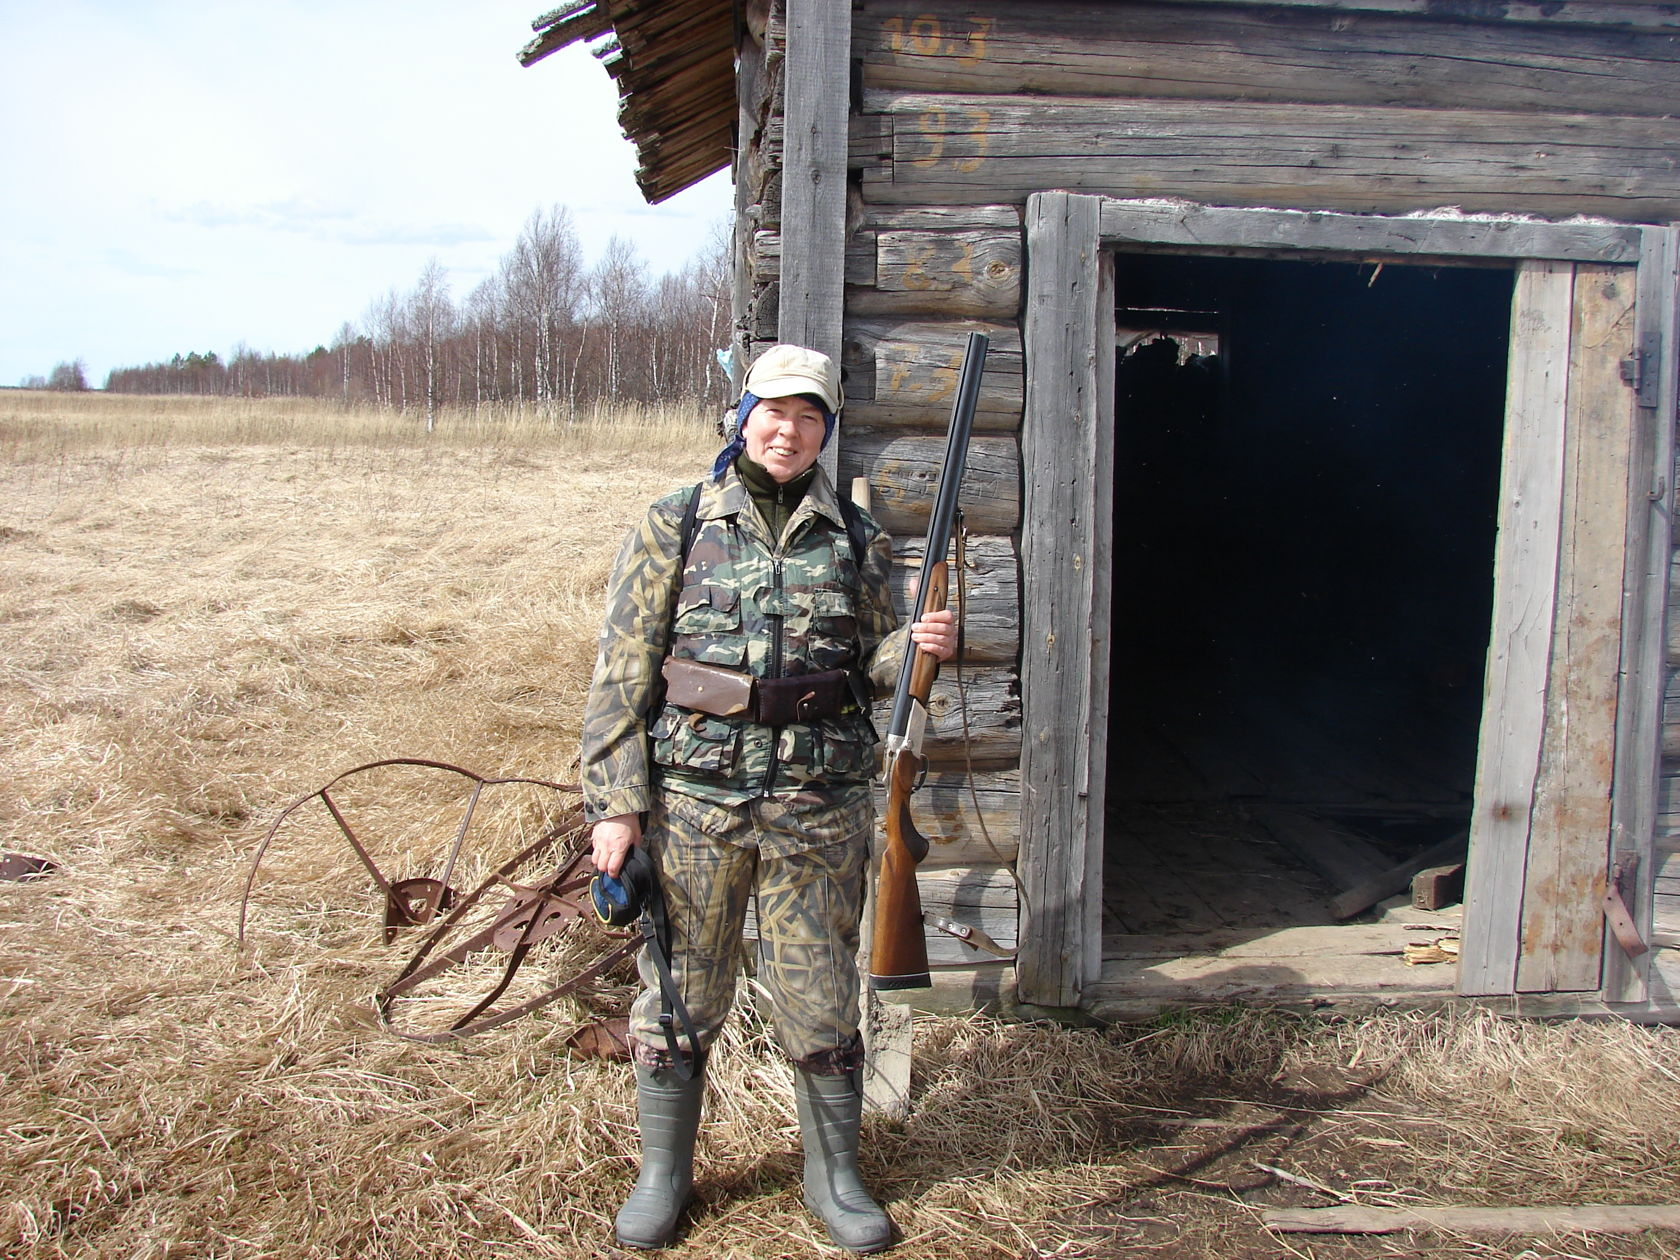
1460, 236, 1678, 1001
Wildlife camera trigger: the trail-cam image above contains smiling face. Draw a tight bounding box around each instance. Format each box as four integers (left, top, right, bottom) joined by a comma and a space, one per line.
743, 394, 828, 483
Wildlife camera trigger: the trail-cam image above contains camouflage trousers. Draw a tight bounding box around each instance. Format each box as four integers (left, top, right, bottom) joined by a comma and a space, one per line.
630, 784, 872, 1075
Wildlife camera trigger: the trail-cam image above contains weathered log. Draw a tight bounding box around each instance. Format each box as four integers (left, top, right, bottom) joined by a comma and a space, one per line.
860, 205, 1023, 233
859, 92, 1680, 222
752, 862, 1017, 967
1181, 0, 1680, 29
886, 533, 1018, 664
1266, 1204, 1680, 1235
752, 228, 889, 290
874, 767, 1021, 868
855, 2, 1680, 118
870, 665, 1022, 769
762, 222, 1023, 311
837, 430, 1020, 536
1653, 845, 1679, 932
1663, 669, 1680, 756
1099, 200, 1643, 266
1655, 772, 1680, 830
753, 228, 781, 280
841, 318, 1023, 429
1668, 567, 1680, 667
846, 229, 1022, 319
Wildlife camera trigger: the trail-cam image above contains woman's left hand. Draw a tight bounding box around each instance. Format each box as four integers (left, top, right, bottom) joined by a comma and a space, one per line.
910, 608, 958, 662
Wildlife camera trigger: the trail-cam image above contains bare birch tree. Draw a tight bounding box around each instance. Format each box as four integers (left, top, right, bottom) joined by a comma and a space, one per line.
409, 258, 453, 431
588, 235, 650, 403
504, 206, 583, 407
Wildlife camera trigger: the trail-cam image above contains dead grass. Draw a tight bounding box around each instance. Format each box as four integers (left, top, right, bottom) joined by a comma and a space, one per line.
2, 392, 1678, 1259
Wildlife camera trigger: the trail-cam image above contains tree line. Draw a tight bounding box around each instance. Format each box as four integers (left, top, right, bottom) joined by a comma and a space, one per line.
20, 360, 90, 392
98, 206, 732, 418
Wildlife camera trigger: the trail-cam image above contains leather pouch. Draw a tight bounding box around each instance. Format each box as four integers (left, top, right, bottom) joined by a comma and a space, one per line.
661, 657, 753, 717
754, 669, 851, 725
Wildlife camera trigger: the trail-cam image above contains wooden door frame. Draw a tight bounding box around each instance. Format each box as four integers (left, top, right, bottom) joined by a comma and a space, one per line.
1018, 192, 1673, 1009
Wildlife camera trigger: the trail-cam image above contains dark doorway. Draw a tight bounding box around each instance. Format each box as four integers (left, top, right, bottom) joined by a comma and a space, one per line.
1103, 253, 1513, 939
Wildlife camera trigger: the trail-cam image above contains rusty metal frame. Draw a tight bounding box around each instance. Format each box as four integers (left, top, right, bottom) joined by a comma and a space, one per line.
237, 757, 642, 1044
236, 757, 576, 945
375, 810, 642, 1042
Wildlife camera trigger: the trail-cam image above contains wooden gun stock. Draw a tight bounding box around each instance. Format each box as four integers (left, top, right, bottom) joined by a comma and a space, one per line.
868, 559, 948, 991
870, 745, 933, 989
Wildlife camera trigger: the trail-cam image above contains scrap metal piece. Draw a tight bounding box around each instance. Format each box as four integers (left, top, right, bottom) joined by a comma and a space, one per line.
565, 1016, 633, 1062
0, 853, 56, 882
385, 877, 457, 939
241, 760, 640, 1042
924, 911, 1014, 960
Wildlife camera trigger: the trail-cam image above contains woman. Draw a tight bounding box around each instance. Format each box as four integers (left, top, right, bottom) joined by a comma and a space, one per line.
580, 343, 955, 1252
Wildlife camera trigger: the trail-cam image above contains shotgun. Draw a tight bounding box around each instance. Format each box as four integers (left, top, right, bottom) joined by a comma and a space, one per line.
869, 330, 989, 990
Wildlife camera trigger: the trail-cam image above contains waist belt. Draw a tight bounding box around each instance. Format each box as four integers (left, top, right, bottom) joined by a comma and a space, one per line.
661, 657, 857, 725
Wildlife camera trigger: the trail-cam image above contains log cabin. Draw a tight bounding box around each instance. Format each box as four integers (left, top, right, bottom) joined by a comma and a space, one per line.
522, 0, 1680, 1022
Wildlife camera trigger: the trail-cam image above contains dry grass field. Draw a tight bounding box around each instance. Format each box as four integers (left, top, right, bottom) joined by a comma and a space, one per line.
2, 390, 1679, 1260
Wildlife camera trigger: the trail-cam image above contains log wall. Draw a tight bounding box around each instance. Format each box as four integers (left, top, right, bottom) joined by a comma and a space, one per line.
737, 0, 1680, 980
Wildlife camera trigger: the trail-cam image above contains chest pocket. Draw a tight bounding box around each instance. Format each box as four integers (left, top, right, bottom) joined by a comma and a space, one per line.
672, 585, 746, 667
805, 586, 859, 672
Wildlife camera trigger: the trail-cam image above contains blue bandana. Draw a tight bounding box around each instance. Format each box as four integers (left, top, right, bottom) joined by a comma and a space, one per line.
710, 391, 837, 480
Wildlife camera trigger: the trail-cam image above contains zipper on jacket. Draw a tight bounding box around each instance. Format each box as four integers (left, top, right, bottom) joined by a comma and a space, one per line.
761, 550, 786, 797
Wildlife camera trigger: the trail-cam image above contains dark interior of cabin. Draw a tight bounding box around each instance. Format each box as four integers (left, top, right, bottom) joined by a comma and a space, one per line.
1103, 252, 1514, 941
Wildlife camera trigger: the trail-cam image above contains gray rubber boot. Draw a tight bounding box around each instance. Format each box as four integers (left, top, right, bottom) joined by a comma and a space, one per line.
793, 1069, 893, 1253
614, 1064, 706, 1249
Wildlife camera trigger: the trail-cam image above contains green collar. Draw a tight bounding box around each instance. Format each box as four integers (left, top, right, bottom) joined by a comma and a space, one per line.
735, 455, 817, 540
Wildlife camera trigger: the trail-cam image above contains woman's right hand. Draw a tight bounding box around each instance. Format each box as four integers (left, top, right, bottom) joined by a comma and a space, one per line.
591, 814, 641, 877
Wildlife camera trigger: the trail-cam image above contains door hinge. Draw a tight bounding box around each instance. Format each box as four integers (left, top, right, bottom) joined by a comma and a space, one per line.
1603, 853, 1649, 960
1620, 338, 1660, 409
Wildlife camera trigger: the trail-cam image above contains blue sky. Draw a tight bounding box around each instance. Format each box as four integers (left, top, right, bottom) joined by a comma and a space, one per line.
0, 0, 732, 386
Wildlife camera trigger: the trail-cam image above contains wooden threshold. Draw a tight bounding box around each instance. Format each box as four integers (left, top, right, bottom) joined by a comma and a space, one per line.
876, 929, 1680, 1023
1086, 914, 1461, 1019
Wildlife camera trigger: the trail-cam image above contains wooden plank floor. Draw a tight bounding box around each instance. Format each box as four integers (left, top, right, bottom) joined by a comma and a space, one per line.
1104, 802, 1340, 937
1101, 660, 1477, 995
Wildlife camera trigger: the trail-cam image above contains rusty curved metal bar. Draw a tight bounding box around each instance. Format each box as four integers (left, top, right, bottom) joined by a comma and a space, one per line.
375, 803, 643, 1042
239, 758, 638, 1042
236, 757, 575, 946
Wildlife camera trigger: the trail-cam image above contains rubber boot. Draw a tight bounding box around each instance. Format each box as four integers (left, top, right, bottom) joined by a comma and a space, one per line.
793, 1069, 893, 1253
615, 1064, 706, 1249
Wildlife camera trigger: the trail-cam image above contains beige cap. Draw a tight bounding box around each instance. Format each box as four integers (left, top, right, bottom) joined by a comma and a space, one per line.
744, 344, 842, 413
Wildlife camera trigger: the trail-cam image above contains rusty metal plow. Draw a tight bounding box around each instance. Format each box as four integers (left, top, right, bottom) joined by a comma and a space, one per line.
236, 758, 642, 1048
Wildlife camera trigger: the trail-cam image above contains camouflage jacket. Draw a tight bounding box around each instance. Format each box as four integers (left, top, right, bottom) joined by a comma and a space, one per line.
580, 461, 906, 821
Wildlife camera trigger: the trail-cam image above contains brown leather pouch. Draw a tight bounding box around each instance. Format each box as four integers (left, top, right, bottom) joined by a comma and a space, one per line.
753, 669, 851, 725
661, 657, 754, 717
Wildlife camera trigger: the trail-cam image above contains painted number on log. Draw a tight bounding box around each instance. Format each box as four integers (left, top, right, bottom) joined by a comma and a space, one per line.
909, 107, 990, 173
882, 15, 993, 67
885, 347, 965, 405
900, 239, 975, 291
